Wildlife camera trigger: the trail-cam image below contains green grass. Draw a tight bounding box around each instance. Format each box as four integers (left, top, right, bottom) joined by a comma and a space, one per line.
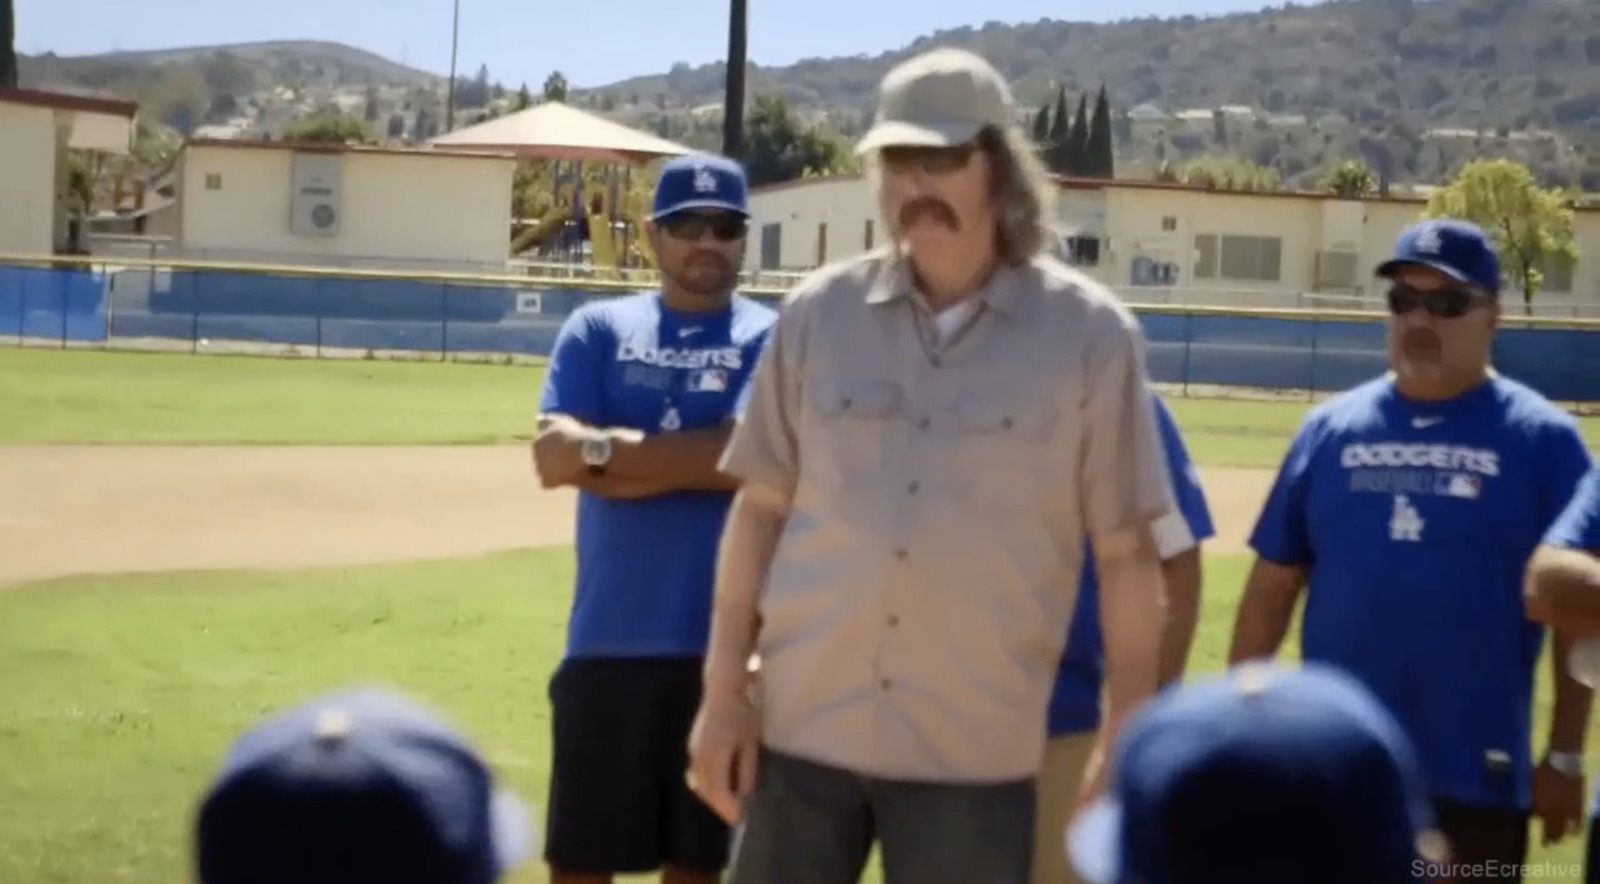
0, 551, 1592, 884
0, 349, 544, 445
4, 348, 1597, 463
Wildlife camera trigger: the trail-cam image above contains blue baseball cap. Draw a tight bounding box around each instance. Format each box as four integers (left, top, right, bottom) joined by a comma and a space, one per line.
651, 153, 749, 221
1067, 662, 1447, 884
1377, 218, 1502, 294
195, 686, 533, 884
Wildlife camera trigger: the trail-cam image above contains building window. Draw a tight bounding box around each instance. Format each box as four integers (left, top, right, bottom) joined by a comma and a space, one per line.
1161, 215, 1177, 232
204, 173, 223, 190
1064, 236, 1101, 267
1195, 233, 1281, 282
759, 223, 782, 270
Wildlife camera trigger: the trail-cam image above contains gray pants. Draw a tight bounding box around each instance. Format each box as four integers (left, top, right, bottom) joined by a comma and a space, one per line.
727, 749, 1037, 884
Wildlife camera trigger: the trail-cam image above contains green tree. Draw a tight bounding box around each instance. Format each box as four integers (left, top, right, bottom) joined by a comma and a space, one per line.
1064, 93, 1089, 176
1046, 87, 1069, 173
1424, 158, 1578, 314
743, 91, 855, 187
1085, 85, 1114, 179
282, 113, 371, 144
1031, 103, 1050, 144
0, 0, 15, 89
1321, 158, 1375, 198
130, 122, 180, 169
543, 71, 569, 103
1178, 155, 1280, 192
516, 83, 533, 110
205, 93, 239, 122
415, 108, 439, 140
198, 51, 255, 98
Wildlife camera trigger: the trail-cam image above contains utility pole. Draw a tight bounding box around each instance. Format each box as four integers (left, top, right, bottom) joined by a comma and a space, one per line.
720, 0, 747, 159
444, 0, 461, 132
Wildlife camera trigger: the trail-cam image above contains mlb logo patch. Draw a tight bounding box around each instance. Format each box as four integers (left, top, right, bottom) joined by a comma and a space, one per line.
1440, 473, 1481, 499
688, 369, 728, 393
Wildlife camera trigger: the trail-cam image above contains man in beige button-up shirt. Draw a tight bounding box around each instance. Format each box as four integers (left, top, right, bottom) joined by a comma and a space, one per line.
686, 47, 1175, 884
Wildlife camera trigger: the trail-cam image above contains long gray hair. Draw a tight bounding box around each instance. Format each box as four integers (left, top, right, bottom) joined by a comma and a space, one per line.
866, 123, 1060, 267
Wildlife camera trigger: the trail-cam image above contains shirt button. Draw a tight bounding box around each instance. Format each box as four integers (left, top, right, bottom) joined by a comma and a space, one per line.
931, 357, 942, 368
916, 418, 930, 431
881, 678, 892, 690
1000, 417, 1014, 430
841, 397, 853, 409
894, 548, 908, 561
907, 481, 919, 494
887, 614, 900, 627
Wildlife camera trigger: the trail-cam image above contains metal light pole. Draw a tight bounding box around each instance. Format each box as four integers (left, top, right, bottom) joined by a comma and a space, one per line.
445, 0, 461, 132
721, 0, 748, 159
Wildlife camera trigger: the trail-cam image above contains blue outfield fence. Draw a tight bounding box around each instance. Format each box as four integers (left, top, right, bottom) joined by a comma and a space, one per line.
3, 259, 1599, 403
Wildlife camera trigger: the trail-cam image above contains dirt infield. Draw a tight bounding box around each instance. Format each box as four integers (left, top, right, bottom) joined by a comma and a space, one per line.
0, 445, 1274, 587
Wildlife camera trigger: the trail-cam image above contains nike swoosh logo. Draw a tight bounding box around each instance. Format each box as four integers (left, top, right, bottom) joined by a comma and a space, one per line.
679, 327, 703, 337
1412, 417, 1443, 428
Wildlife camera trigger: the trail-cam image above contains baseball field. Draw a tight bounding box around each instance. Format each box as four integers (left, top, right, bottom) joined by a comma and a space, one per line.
2, 346, 1598, 884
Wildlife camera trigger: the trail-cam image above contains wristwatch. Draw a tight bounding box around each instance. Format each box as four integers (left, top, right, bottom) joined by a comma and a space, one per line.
580, 436, 613, 475
1545, 751, 1584, 778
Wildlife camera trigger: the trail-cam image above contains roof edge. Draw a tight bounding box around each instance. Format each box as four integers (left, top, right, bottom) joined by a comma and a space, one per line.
183, 137, 518, 161
0, 87, 139, 119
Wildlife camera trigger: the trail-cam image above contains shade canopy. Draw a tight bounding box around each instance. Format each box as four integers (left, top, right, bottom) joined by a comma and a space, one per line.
429, 101, 695, 165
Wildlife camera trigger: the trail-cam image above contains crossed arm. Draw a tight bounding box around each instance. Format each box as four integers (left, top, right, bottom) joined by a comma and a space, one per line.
531, 413, 740, 499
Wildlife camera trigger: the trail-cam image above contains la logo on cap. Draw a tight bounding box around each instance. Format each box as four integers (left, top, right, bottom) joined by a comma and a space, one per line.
1414, 225, 1443, 254
693, 164, 718, 194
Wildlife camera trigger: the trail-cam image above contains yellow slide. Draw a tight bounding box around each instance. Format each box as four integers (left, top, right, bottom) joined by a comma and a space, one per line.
510, 203, 573, 256
587, 214, 619, 270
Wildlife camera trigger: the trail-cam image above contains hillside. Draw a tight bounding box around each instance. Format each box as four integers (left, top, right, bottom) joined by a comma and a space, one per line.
20, 39, 440, 93
12, 0, 1598, 189
600, 0, 1598, 135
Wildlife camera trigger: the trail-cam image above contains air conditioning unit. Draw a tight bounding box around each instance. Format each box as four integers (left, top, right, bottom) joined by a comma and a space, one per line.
289, 152, 342, 238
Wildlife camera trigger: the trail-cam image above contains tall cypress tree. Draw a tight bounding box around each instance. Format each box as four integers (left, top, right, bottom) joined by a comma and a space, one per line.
1087, 85, 1114, 178
1046, 86, 1070, 173
1032, 104, 1050, 144
1, 0, 17, 89
1064, 93, 1090, 176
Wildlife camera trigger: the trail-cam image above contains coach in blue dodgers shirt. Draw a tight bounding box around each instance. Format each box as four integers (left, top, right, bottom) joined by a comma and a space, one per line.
1523, 467, 1600, 884
1227, 217, 1594, 882
1066, 661, 1452, 884
1526, 467, 1600, 632
1030, 391, 1215, 884
531, 153, 777, 884
195, 686, 533, 884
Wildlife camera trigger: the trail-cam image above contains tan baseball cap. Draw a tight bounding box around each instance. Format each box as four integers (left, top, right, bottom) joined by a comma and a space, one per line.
854, 48, 1016, 157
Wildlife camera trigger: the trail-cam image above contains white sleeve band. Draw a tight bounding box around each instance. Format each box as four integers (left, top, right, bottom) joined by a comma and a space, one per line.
1152, 510, 1197, 560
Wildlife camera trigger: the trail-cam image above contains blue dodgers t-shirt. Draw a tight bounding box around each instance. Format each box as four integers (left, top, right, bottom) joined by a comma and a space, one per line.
1249, 374, 1593, 811
1048, 393, 1217, 736
1547, 469, 1600, 817
539, 291, 778, 660
1548, 467, 1600, 552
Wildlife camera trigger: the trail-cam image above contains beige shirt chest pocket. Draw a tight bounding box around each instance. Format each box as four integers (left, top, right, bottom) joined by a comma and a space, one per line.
951, 388, 1067, 515
799, 375, 903, 495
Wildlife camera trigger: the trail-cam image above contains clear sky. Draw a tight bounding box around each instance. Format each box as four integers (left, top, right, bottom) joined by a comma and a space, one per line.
17, 0, 1280, 90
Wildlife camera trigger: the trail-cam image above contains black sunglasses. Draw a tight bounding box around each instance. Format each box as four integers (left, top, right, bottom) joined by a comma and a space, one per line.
659, 212, 747, 242
1385, 282, 1493, 319
880, 141, 979, 175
